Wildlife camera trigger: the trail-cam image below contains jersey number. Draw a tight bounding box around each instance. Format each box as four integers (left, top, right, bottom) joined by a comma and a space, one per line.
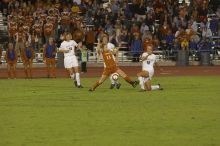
106, 55, 111, 60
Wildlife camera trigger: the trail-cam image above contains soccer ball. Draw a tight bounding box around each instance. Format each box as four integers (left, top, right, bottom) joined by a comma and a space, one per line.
111, 73, 119, 81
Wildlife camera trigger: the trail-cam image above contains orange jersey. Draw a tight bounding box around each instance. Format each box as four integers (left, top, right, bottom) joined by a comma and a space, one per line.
102, 51, 116, 68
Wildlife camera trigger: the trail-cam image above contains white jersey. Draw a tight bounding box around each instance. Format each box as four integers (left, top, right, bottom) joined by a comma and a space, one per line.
142, 52, 156, 71
59, 40, 78, 57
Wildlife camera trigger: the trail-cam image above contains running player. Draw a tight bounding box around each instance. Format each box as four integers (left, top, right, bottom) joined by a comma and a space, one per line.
89, 34, 138, 91
58, 33, 83, 88
137, 45, 163, 91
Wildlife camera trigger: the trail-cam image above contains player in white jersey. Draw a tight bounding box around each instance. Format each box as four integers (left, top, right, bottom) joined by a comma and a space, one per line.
58, 33, 83, 88
137, 45, 163, 91
97, 38, 121, 89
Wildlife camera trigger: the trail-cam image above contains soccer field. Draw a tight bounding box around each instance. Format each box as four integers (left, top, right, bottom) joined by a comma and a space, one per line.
0, 76, 220, 146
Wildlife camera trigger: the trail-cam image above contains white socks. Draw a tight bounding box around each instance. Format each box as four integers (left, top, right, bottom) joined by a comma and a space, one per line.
138, 77, 145, 90
151, 85, 160, 90
75, 73, 81, 86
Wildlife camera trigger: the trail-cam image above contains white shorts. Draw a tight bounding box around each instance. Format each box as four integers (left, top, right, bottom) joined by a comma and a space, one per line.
143, 68, 154, 81
64, 55, 78, 69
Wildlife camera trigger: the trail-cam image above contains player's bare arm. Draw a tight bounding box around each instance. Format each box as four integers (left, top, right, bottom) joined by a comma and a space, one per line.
142, 54, 150, 61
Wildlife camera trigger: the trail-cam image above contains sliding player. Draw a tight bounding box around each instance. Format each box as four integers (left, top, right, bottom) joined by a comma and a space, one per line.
89, 34, 138, 91
137, 45, 163, 91
97, 38, 121, 89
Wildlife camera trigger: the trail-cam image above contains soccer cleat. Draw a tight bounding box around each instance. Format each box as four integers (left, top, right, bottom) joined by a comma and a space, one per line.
74, 81, 77, 87
131, 81, 138, 88
139, 89, 146, 92
77, 85, 84, 88
158, 84, 164, 90
116, 83, 121, 89
89, 88, 95, 92
110, 84, 115, 89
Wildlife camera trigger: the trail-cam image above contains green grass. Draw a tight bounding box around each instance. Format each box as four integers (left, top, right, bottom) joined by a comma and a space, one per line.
0, 76, 220, 146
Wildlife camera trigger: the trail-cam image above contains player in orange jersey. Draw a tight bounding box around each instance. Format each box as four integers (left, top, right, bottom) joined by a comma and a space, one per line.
89, 34, 138, 91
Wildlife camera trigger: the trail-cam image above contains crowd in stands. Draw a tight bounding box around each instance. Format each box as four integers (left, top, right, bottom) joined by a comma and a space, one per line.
1, 0, 220, 62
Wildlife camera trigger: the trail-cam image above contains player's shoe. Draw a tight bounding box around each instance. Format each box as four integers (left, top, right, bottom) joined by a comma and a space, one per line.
110, 84, 115, 89
77, 85, 83, 88
139, 89, 146, 92
131, 81, 138, 88
116, 83, 121, 89
89, 88, 95, 92
158, 84, 164, 90
74, 81, 77, 87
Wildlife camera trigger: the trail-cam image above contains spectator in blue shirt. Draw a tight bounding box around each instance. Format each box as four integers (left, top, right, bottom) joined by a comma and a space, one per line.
130, 34, 143, 62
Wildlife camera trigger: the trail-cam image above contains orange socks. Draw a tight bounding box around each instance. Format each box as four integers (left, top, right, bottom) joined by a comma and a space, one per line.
123, 76, 133, 84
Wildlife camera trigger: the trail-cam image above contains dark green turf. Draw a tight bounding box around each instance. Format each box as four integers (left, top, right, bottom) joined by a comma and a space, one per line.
0, 76, 220, 146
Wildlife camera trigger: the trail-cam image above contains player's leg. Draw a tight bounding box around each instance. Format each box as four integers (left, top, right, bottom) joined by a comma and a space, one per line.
51, 59, 56, 78
46, 59, 50, 78
137, 71, 149, 90
144, 79, 162, 91
12, 63, 16, 79
73, 66, 83, 88
116, 68, 138, 88
24, 64, 28, 78
109, 74, 116, 89
29, 61, 33, 78
64, 56, 77, 86
67, 68, 74, 78
66, 67, 78, 87
7, 63, 11, 79
89, 74, 108, 91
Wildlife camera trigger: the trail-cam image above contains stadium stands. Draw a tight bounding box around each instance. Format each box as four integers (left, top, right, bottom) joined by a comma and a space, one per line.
0, 0, 219, 66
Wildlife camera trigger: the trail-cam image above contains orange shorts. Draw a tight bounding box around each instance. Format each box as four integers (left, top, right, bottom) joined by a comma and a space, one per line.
102, 66, 118, 76
46, 58, 56, 65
